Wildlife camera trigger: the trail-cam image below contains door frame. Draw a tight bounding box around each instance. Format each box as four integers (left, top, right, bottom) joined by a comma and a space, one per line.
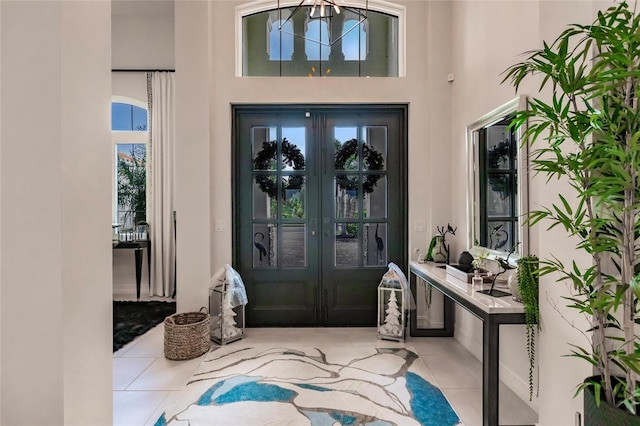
231, 103, 409, 325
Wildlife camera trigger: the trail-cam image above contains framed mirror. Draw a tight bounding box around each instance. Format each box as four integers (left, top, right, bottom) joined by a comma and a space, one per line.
466, 95, 528, 265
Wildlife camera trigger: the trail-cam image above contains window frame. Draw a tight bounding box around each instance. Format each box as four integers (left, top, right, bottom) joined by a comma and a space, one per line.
111, 96, 149, 228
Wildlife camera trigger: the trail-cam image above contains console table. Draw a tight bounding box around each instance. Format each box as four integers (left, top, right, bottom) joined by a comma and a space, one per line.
409, 261, 526, 426
113, 239, 151, 300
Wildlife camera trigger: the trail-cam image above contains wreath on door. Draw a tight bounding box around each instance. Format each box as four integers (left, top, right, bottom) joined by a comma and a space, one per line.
334, 139, 384, 194
253, 138, 305, 198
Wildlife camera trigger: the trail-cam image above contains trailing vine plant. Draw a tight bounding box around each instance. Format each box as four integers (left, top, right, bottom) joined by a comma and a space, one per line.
517, 254, 540, 401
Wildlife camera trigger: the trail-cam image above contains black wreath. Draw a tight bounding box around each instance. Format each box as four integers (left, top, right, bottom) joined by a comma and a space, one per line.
334, 139, 384, 194
253, 138, 305, 198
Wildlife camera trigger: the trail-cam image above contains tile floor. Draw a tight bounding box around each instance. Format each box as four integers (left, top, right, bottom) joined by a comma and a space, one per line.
113, 327, 538, 426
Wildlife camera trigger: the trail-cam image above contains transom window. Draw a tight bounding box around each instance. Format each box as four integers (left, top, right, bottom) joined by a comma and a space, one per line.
240, 3, 401, 77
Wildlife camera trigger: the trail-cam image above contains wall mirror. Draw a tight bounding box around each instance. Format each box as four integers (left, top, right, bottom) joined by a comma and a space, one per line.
466, 95, 528, 265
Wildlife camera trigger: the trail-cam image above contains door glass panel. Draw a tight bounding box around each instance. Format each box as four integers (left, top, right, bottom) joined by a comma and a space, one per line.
253, 126, 278, 171
335, 223, 358, 267
487, 174, 512, 216
281, 127, 306, 171
253, 223, 277, 268
282, 175, 305, 219
363, 175, 387, 219
334, 127, 359, 171
282, 224, 306, 267
362, 126, 387, 171
364, 222, 387, 266
335, 176, 359, 218
253, 175, 277, 219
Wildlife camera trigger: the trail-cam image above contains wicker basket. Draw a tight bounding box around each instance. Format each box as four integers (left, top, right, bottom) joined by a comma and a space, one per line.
164, 307, 211, 360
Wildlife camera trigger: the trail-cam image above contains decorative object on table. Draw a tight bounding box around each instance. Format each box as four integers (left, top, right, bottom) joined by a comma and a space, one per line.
514, 254, 540, 401
113, 300, 176, 352
477, 245, 516, 297
436, 223, 457, 264
377, 263, 411, 342
164, 307, 211, 360
134, 221, 149, 240
153, 345, 460, 426
503, 1, 640, 415
209, 265, 248, 345
457, 251, 474, 268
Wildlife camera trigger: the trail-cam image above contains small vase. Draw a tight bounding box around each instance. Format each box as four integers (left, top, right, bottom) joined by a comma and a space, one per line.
508, 274, 522, 302
432, 236, 447, 263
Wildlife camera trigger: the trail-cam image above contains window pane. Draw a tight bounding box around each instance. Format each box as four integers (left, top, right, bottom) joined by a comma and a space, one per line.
305, 19, 330, 61
281, 128, 306, 171
253, 127, 278, 171
335, 127, 358, 171
269, 20, 294, 61
253, 224, 277, 268
116, 144, 146, 228
112, 103, 132, 131
363, 126, 386, 171
486, 125, 511, 170
342, 19, 366, 60
335, 176, 359, 218
363, 175, 386, 219
132, 105, 148, 131
112, 103, 147, 131
487, 174, 512, 216
282, 224, 306, 267
364, 222, 386, 266
282, 176, 305, 219
335, 223, 358, 267
253, 175, 277, 219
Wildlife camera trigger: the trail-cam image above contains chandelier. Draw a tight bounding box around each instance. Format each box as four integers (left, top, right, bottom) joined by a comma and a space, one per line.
277, 0, 368, 47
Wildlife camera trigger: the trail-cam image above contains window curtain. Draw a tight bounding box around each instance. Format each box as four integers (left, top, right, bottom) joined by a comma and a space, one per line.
147, 71, 176, 297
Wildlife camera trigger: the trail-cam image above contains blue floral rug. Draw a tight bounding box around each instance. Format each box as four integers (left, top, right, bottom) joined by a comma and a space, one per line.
154, 346, 460, 426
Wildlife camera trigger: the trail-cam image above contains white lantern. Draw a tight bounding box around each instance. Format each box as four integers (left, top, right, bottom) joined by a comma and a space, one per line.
377, 270, 406, 342
209, 278, 245, 345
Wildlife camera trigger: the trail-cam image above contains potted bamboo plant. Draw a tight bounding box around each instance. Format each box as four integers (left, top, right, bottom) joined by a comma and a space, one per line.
502, 1, 640, 420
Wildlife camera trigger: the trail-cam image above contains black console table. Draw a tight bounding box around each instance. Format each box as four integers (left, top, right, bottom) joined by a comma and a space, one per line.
409, 261, 527, 426
113, 239, 151, 300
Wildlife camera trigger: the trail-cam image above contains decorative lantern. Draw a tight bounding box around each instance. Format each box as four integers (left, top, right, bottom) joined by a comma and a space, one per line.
377, 269, 406, 342
209, 277, 245, 345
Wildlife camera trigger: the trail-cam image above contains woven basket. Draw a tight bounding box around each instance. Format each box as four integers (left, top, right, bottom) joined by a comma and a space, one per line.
164, 307, 211, 360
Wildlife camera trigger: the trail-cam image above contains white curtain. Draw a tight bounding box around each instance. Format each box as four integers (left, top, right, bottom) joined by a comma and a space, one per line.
148, 72, 175, 297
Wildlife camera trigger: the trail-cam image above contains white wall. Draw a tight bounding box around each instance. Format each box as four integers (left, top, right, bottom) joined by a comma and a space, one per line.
449, 1, 610, 424
0, 1, 112, 424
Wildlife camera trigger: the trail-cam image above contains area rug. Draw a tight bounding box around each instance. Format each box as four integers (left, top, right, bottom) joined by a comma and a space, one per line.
153, 346, 460, 426
113, 300, 176, 352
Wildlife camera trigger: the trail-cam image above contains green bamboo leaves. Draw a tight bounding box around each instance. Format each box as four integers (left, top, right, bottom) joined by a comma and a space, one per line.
503, 1, 640, 413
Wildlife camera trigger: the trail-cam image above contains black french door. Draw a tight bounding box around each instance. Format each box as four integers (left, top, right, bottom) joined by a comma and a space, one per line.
233, 105, 407, 326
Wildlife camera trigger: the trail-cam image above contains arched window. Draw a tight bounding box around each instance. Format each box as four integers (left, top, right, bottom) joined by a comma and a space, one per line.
239, 1, 404, 77
111, 97, 148, 229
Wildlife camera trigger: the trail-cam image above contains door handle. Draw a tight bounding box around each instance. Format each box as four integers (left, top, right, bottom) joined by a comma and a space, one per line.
311, 230, 316, 236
